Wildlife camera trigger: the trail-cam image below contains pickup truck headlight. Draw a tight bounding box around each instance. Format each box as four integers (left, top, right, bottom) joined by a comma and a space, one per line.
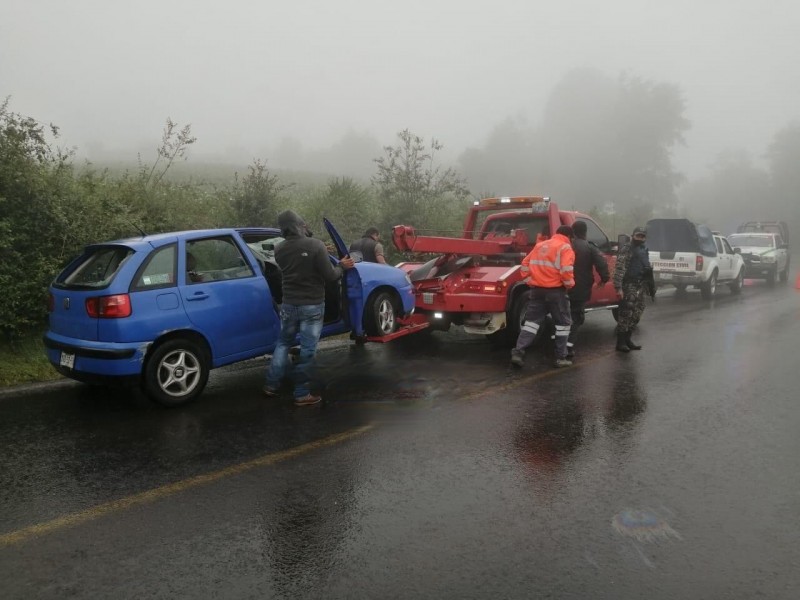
762, 256, 776, 263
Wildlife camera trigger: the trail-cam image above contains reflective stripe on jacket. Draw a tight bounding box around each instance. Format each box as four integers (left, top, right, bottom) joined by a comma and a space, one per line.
520, 233, 576, 289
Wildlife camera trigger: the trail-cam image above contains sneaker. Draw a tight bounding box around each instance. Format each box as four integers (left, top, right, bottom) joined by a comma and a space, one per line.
294, 394, 322, 407
510, 349, 525, 368
566, 348, 575, 359
553, 358, 573, 368
263, 386, 279, 398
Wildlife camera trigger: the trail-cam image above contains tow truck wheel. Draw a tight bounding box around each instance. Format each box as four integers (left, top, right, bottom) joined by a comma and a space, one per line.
364, 291, 398, 337
487, 291, 528, 347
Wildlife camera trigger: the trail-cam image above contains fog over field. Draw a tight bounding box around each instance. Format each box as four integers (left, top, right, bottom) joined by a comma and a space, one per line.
2, 0, 799, 223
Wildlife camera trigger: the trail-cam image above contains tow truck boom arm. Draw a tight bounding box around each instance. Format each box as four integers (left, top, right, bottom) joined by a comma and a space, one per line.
392, 225, 528, 255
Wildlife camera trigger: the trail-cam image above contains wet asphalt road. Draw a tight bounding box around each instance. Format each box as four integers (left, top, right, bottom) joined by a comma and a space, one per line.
1, 277, 799, 599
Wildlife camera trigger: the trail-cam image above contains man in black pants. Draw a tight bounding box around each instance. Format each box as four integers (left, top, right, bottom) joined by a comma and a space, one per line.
566, 221, 610, 359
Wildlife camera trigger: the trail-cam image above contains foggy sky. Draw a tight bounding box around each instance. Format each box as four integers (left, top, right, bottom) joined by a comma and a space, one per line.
2, 0, 799, 179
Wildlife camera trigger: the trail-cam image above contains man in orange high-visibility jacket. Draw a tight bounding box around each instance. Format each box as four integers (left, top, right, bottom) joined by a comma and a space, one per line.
511, 225, 576, 369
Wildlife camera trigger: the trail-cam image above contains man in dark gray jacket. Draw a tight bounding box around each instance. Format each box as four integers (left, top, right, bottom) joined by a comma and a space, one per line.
566, 220, 609, 358
349, 227, 387, 264
264, 210, 354, 406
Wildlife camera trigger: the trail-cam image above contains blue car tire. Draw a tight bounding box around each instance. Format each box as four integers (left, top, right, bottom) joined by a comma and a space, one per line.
144, 337, 210, 407
364, 291, 398, 337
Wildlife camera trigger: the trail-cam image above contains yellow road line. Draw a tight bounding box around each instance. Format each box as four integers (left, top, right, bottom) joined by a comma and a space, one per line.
0, 424, 373, 548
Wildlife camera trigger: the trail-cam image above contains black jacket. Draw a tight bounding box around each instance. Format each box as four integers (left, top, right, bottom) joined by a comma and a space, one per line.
275, 210, 344, 305
569, 238, 610, 303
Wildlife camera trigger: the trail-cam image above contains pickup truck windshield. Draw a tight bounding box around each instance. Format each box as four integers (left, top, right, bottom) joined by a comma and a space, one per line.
728, 235, 772, 248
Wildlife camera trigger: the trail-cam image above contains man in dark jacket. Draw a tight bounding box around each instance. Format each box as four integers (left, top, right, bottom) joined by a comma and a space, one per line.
264, 210, 354, 406
612, 226, 652, 352
348, 227, 387, 264
566, 221, 610, 358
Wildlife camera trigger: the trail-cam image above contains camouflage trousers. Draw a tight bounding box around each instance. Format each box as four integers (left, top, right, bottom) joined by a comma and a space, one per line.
615, 281, 647, 334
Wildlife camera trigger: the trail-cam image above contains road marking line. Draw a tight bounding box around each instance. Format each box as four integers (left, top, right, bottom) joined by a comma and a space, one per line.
0, 424, 373, 548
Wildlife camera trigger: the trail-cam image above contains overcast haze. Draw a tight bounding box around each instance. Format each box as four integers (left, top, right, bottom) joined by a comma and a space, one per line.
2, 0, 799, 178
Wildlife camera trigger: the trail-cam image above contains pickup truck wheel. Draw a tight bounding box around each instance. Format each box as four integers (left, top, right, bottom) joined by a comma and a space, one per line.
729, 268, 744, 294
700, 270, 717, 300
143, 338, 209, 407
364, 291, 398, 336
779, 261, 789, 283
766, 268, 777, 286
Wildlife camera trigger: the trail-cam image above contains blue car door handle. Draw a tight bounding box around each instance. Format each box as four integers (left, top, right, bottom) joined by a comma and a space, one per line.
186, 292, 209, 301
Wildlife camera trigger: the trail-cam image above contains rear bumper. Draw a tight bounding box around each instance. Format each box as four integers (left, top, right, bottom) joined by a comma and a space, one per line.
654, 271, 703, 285
743, 264, 776, 278
43, 332, 150, 378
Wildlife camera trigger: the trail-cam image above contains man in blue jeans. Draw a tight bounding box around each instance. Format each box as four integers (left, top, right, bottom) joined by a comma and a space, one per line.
264, 210, 354, 406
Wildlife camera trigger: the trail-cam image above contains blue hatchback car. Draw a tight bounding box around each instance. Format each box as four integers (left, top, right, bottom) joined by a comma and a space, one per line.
44, 219, 415, 406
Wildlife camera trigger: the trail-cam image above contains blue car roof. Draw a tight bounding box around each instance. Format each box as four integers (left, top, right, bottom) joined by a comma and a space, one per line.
87, 227, 283, 251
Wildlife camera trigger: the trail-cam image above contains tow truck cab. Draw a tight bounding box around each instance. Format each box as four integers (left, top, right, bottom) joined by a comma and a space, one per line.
392, 196, 619, 342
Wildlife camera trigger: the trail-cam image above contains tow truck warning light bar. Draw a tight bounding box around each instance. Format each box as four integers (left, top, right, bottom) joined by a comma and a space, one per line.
474, 196, 551, 207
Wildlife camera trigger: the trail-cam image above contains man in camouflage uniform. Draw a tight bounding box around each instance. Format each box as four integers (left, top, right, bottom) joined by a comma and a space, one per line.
613, 226, 652, 352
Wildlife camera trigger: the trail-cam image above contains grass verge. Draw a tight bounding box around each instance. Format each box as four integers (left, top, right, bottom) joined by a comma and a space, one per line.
0, 333, 61, 388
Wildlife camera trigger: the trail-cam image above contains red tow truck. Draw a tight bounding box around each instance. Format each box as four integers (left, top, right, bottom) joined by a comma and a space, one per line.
391, 196, 620, 344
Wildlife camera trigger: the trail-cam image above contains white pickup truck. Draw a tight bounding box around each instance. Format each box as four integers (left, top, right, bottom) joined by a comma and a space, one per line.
727, 232, 790, 284
645, 218, 745, 299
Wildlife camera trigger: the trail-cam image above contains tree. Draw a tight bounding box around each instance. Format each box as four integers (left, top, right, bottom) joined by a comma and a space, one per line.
458, 69, 690, 217
229, 159, 289, 226
0, 99, 79, 339
678, 150, 770, 233
301, 177, 377, 243
373, 129, 471, 235
141, 118, 197, 188
458, 116, 537, 196
766, 122, 800, 233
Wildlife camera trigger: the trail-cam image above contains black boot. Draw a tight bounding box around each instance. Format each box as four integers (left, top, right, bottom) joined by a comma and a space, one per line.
616, 333, 630, 352
626, 332, 642, 350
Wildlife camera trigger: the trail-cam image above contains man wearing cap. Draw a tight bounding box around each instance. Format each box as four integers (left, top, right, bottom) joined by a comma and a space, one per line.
612, 226, 652, 352
511, 224, 576, 369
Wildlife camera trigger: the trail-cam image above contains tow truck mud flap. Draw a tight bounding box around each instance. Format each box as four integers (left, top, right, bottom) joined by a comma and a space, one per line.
463, 312, 506, 335
365, 314, 430, 343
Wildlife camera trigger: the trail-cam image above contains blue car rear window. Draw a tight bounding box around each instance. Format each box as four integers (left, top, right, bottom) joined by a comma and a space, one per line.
54, 246, 134, 290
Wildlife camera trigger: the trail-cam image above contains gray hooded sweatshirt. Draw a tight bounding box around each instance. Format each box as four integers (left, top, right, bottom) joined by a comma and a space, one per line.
275, 210, 344, 305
